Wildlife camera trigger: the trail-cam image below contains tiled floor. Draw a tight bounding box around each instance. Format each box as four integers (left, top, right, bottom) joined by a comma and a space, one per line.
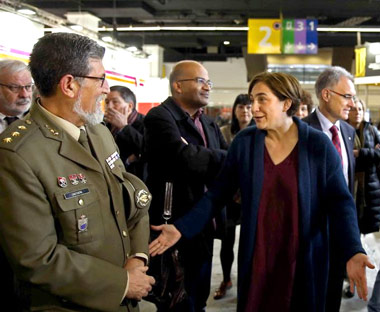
141, 228, 380, 312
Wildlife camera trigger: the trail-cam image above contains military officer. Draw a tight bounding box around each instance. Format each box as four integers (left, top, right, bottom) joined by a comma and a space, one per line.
0, 32, 154, 311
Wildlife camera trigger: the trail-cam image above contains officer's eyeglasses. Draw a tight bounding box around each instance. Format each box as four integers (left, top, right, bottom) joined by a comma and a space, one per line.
74, 74, 106, 87
177, 77, 213, 89
0, 83, 34, 93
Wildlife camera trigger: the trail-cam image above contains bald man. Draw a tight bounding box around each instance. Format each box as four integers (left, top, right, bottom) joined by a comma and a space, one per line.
0, 60, 32, 133
144, 61, 228, 311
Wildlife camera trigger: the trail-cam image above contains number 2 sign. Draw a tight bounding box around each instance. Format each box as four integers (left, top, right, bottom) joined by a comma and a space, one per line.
248, 19, 282, 54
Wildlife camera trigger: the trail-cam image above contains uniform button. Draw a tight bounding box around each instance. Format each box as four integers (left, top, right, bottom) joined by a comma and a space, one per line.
122, 231, 127, 237
116, 210, 120, 215
78, 199, 84, 206
126, 253, 130, 258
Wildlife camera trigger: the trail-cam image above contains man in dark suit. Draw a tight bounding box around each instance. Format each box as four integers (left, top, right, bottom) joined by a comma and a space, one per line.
144, 60, 228, 311
0, 32, 155, 311
105, 85, 145, 179
303, 66, 356, 312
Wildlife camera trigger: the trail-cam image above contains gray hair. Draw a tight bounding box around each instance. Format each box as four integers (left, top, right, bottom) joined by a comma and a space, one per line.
315, 66, 354, 99
29, 32, 105, 97
0, 60, 29, 78
110, 85, 136, 108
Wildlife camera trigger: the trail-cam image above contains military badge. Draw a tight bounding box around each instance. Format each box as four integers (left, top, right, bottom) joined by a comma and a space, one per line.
69, 174, 79, 185
78, 215, 88, 232
78, 173, 87, 184
57, 176, 67, 188
135, 189, 152, 208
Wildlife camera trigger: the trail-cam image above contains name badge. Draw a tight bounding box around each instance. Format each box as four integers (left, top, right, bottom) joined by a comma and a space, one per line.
64, 188, 90, 200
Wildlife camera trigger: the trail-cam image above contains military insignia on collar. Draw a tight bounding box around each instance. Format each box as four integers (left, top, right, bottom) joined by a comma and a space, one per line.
57, 176, 67, 188
106, 151, 120, 169
78, 215, 88, 232
135, 189, 152, 208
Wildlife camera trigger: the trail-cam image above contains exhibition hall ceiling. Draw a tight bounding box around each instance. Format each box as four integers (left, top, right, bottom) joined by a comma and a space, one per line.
23, 0, 380, 61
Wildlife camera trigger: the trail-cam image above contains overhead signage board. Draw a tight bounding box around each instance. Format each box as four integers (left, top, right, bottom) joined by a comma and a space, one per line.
249, 18, 318, 55
247, 19, 282, 54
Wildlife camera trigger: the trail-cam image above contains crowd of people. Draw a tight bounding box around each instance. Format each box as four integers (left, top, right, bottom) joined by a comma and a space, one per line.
0, 32, 380, 312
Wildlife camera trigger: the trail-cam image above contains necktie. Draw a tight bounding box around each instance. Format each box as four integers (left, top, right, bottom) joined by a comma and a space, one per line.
4, 116, 18, 125
330, 125, 343, 166
78, 129, 92, 153
192, 110, 208, 147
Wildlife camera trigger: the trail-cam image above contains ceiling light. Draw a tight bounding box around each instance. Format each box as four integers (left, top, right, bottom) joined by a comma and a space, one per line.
102, 36, 113, 42
99, 25, 380, 33
126, 46, 138, 52
17, 8, 36, 15
223, 41, 230, 45
69, 24, 83, 31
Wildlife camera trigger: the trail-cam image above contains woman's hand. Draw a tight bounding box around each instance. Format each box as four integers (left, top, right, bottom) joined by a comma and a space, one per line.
346, 253, 375, 301
149, 224, 182, 256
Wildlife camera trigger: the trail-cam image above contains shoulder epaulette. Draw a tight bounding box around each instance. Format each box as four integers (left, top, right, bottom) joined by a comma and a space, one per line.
0, 118, 38, 151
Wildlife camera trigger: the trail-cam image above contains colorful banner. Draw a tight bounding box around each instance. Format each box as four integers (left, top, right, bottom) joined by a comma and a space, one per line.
249, 18, 318, 55
247, 19, 282, 54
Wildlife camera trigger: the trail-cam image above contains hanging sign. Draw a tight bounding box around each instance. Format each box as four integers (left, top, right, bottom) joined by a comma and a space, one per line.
247, 19, 282, 54
249, 18, 318, 54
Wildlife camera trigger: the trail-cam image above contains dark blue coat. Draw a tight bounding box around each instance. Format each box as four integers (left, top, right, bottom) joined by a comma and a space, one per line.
175, 118, 364, 312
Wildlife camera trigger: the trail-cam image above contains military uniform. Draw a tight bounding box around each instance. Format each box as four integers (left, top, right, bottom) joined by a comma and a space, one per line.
0, 102, 151, 311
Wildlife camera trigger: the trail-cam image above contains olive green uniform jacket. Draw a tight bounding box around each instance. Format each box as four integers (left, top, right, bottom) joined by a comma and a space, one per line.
0, 103, 151, 311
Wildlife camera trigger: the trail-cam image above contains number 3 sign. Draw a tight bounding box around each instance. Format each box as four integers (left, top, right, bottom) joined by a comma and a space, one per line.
248, 19, 282, 54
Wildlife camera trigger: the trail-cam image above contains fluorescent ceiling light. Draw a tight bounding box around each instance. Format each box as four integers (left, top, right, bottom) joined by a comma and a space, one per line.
69, 24, 83, 31
223, 41, 230, 45
126, 46, 138, 52
99, 25, 380, 33
102, 36, 113, 42
17, 8, 36, 15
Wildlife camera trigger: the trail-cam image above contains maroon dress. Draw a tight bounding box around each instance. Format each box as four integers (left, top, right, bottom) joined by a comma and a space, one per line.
245, 144, 299, 312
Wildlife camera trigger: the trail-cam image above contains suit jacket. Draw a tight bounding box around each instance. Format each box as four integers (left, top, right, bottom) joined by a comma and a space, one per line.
0, 103, 151, 312
303, 111, 356, 195
144, 96, 227, 255
175, 117, 364, 312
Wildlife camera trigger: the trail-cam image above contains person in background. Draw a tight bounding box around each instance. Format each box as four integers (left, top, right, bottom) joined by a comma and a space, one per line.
105, 85, 145, 179
347, 98, 380, 234
303, 66, 357, 311
295, 89, 314, 118
0, 32, 154, 311
214, 94, 254, 300
149, 72, 373, 312
0, 59, 33, 133
144, 60, 228, 311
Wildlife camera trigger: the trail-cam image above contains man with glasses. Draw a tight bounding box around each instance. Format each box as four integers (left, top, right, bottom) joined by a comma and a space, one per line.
303, 66, 357, 312
144, 60, 228, 311
0, 60, 33, 133
0, 33, 155, 311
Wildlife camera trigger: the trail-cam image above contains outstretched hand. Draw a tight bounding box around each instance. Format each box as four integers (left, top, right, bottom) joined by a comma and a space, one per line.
346, 253, 375, 301
149, 224, 182, 256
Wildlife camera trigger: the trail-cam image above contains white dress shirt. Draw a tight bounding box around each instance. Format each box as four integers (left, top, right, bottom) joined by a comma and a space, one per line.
315, 108, 349, 186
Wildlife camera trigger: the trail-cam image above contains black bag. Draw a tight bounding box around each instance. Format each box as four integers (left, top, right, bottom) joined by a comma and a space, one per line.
145, 247, 189, 311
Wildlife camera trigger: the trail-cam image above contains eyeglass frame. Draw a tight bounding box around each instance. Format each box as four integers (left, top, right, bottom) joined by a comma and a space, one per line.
327, 89, 357, 102
0, 82, 34, 93
73, 74, 106, 87
176, 77, 213, 89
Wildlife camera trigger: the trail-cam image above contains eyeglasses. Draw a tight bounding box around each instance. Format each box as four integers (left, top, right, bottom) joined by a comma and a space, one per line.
328, 89, 357, 102
74, 74, 106, 87
177, 77, 213, 89
0, 83, 34, 93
